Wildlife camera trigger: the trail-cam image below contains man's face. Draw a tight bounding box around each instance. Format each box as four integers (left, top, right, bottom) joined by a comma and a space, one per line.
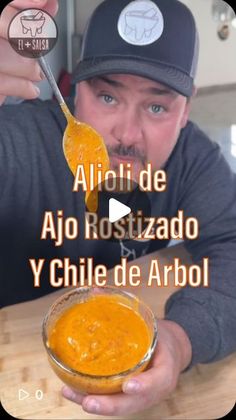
74, 74, 191, 178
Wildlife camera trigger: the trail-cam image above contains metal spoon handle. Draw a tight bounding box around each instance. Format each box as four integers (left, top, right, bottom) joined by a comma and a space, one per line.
38, 55, 65, 106
22, 11, 70, 117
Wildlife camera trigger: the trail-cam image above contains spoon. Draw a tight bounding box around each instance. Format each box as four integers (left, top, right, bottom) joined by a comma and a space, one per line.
38, 55, 110, 212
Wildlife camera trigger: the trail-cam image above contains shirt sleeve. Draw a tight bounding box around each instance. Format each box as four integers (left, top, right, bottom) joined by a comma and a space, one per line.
164, 133, 236, 367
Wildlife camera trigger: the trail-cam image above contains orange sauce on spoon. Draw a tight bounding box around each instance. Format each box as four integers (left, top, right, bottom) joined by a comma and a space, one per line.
61, 104, 110, 212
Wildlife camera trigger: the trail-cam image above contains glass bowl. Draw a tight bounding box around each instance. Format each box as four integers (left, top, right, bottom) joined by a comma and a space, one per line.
42, 286, 158, 394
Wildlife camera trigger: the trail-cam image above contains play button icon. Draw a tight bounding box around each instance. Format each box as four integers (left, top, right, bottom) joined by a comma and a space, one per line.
18, 388, 30, 401
86, 176, 151, 242
109, 198, 131, 223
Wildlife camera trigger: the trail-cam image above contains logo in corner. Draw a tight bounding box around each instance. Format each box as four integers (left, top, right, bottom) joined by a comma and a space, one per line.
8, 9, 58, 58
117, 0, 164, 46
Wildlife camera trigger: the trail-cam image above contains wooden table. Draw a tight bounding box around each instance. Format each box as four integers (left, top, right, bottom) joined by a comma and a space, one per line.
0, 244, 235, 419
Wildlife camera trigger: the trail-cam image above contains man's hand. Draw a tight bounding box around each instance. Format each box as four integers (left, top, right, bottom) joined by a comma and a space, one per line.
0, 0, 58, 105
62, 320, 192, 416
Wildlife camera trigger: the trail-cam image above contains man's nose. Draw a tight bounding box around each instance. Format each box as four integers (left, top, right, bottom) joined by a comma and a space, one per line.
112, 108, 144, 146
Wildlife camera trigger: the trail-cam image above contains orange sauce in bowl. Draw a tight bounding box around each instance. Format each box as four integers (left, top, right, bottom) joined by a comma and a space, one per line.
48, 295, 151, 376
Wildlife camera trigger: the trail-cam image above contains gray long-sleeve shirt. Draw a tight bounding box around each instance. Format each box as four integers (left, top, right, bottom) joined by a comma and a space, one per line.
0, 98, 236, 368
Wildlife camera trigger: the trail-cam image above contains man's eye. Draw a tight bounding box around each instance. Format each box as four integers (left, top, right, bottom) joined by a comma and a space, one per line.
149, 104, 165, 114
100, 94, 115, 104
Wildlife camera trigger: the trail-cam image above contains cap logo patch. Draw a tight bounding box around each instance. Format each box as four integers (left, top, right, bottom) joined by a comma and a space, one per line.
117, 0, 164, 46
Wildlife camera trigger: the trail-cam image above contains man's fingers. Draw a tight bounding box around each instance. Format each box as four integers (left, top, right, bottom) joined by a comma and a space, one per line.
0, 73, 40, 98
0, 38, 42, 80
61, 363, 177, 416
0, 4, 17, 39
9, 0, 58, 16
122, 362, 178, 406
84, 366, 176, 416
0, 95, 6, 106
62, 386, 85, 405
9, 0, 47, 8
83, 392, 148, 416
62, 386, 152, 416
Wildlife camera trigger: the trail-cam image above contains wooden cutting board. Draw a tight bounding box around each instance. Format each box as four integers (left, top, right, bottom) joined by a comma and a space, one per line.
0, 244, 235, 419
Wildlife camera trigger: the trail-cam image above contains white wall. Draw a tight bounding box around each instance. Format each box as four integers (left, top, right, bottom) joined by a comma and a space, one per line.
181, 0, 236, 87
74, 0, 236, 88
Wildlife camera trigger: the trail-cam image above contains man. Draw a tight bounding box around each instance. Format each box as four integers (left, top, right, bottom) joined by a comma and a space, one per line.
0, 0, 236, 416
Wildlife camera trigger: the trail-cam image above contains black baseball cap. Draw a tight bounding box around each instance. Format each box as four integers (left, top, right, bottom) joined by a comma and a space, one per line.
72, 0, 199, 97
